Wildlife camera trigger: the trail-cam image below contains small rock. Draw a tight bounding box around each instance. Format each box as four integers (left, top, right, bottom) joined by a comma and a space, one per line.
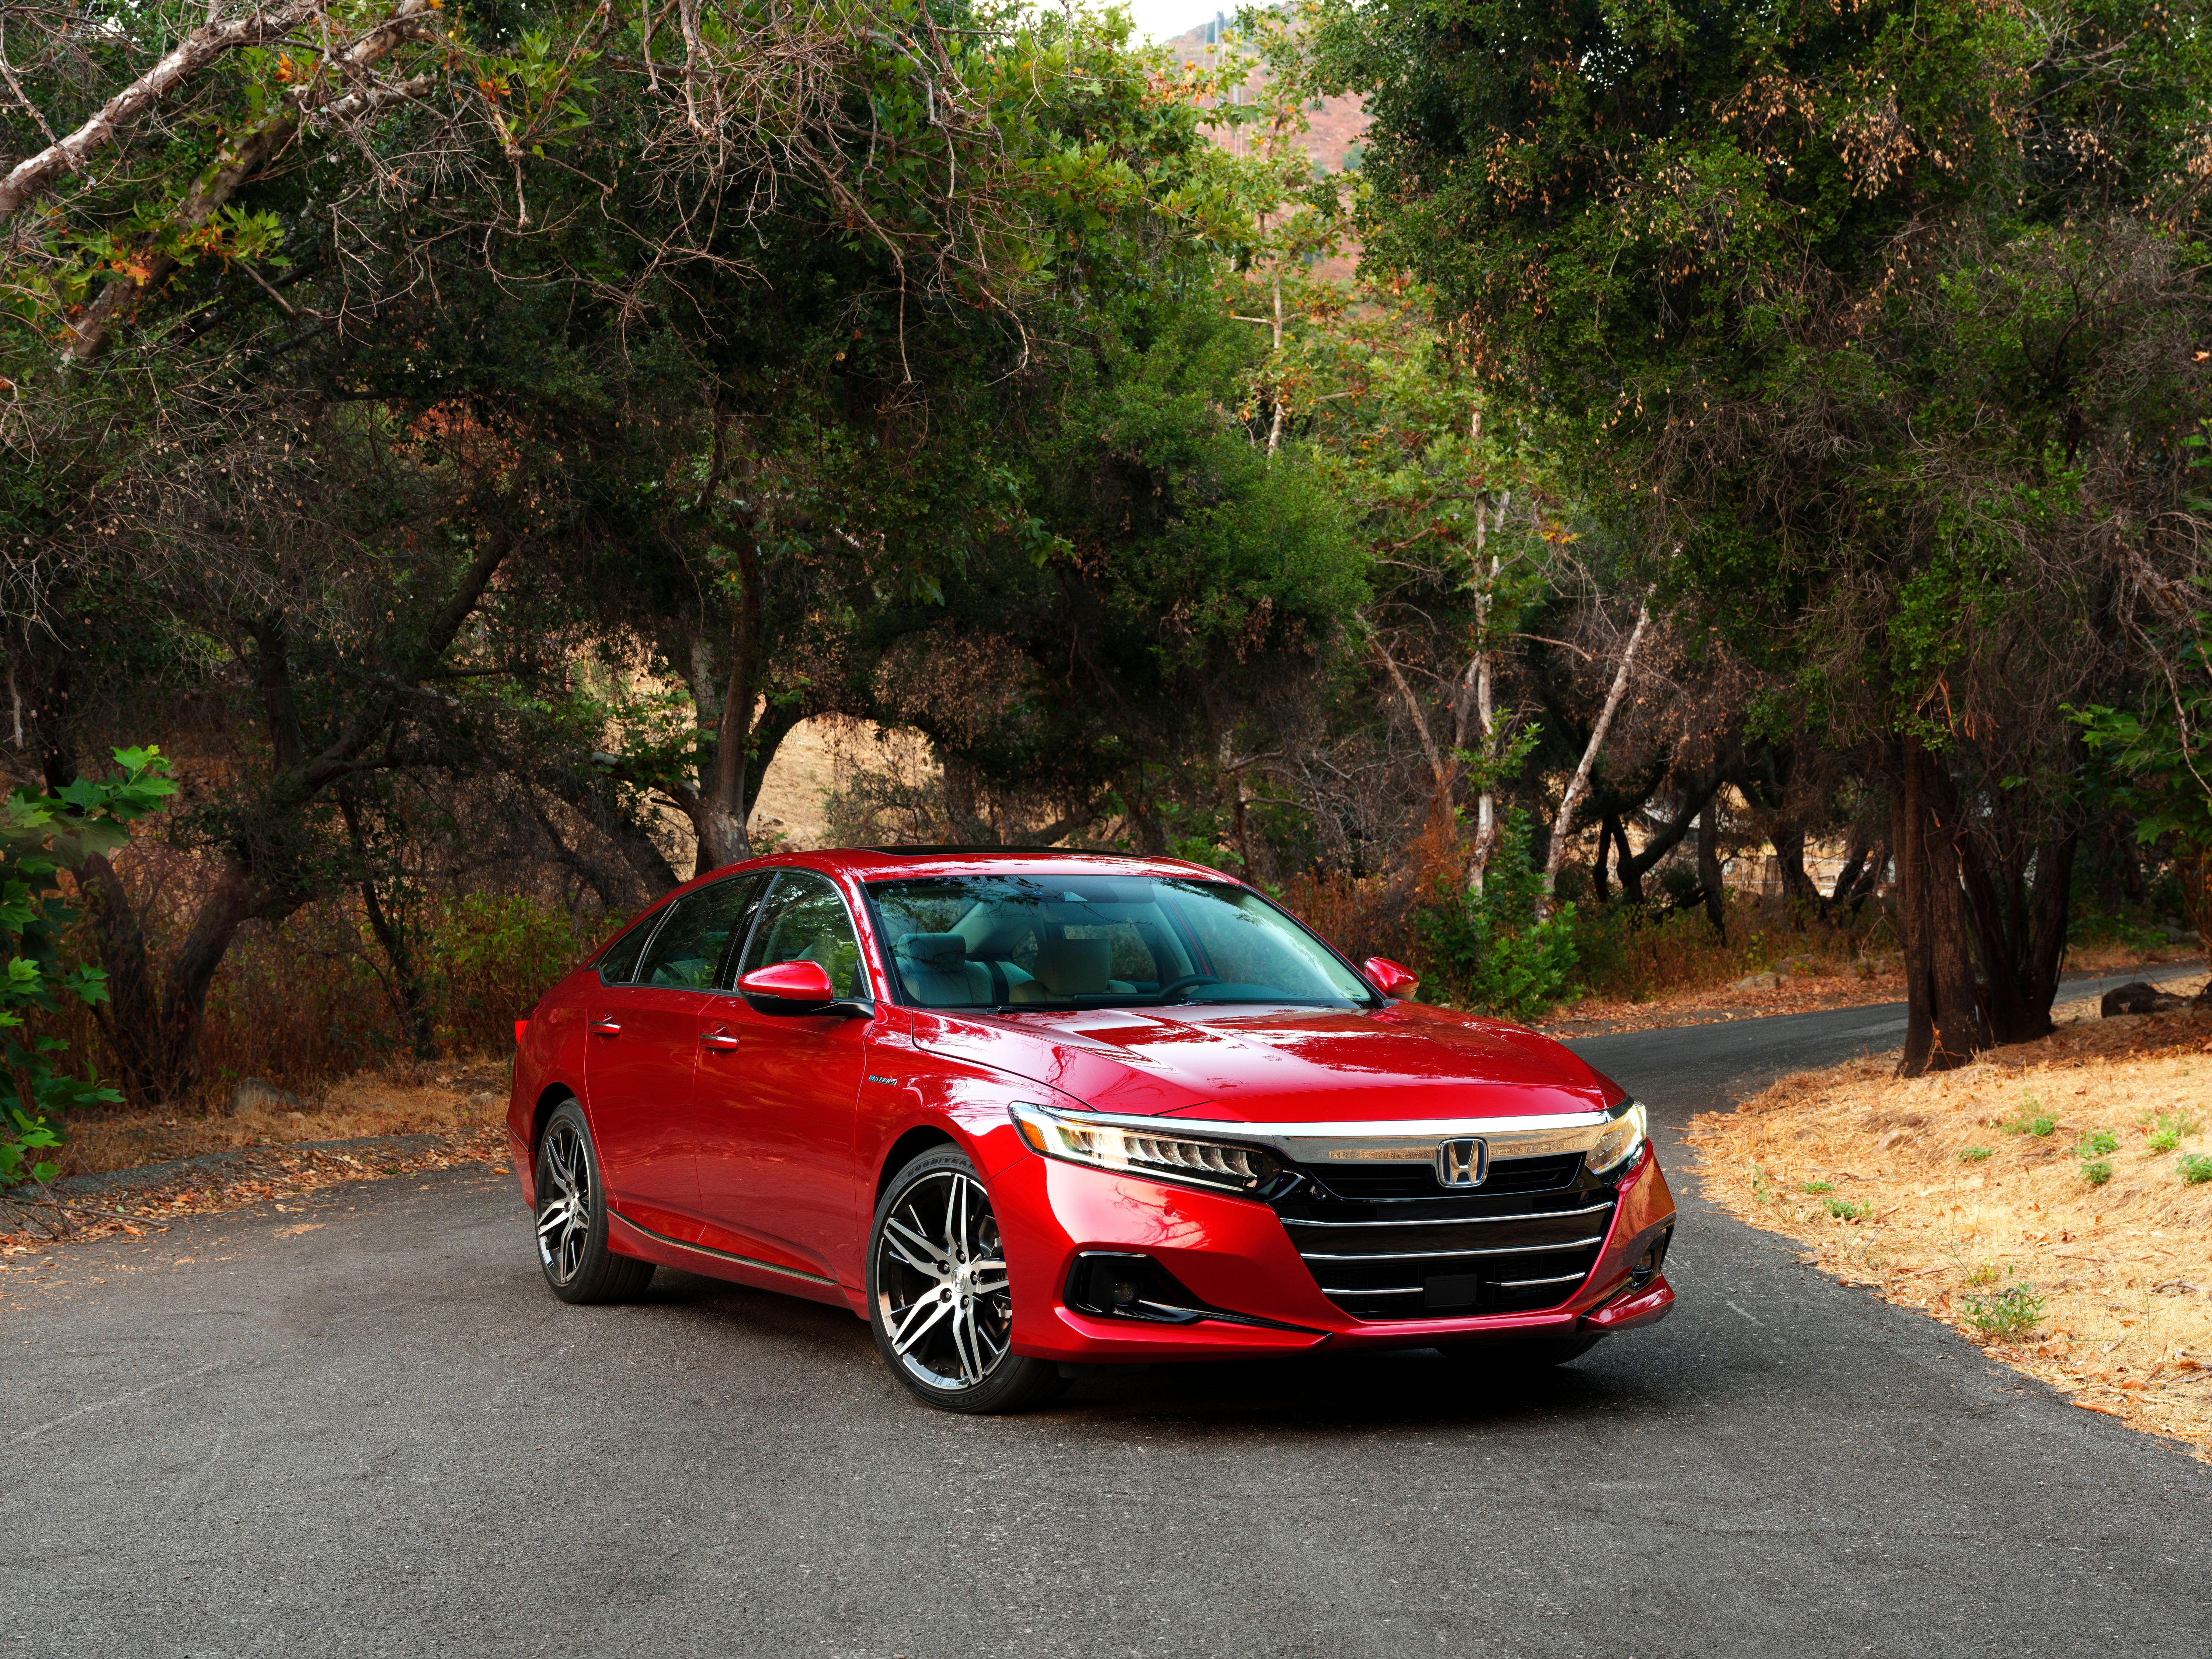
2100, 981, 2186, 1017
469, 1090, 500, 1108
227, 1077, 306, 1117
1733, 971, 1781, 991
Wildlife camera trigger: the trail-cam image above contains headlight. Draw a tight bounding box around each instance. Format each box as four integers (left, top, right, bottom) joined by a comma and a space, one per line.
1010, 1103, 1280, 1197
1585, 1099, 1648, 1179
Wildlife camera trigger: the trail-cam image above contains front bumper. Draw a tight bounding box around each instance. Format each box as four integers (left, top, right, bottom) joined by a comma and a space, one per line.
994, 1142, 1676, 1362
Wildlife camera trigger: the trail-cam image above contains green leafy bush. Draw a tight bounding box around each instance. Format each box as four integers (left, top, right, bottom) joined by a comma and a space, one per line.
1415, 809, 1577, 1020
2079, 1129, 2119, 1157
1823, 1197, 1870, 1221
0, 748, 175, 1186
2080, 1159, 2113, 1187
1959, 1146, 1993, 1163
1963, 1283, 2047, 1342
2000, 1101, 2058, 1137
2179, 1154, 2212, 1186
2144, 1109, 2200, 1154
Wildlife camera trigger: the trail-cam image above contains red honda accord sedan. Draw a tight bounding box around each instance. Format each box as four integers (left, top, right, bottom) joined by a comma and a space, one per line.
507, 848, 1675, 1411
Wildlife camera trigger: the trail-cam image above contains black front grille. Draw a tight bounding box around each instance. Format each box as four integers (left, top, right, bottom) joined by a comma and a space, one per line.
1274, 1154, 1617, 1321
1304, 1150, 1586, 1202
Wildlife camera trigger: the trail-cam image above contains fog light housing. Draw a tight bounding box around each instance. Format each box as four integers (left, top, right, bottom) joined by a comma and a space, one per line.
1067, 1252, 1204, 1324
1628, 1225, 1673, 1290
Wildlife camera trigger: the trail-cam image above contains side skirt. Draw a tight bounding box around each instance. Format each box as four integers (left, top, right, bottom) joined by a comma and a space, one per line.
606, 1207, 855, 1310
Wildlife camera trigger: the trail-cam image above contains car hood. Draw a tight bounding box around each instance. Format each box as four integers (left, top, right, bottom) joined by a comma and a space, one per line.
907, 1001, 1616, 1123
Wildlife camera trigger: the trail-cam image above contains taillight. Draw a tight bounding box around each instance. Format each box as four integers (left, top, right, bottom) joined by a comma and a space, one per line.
514, 1018, 529, 1047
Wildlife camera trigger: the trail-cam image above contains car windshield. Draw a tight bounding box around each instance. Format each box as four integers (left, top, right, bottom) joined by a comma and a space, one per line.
862, 872, 1378, 1012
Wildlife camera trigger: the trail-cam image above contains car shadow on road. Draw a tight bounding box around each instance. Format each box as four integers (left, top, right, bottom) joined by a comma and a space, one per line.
641, 1266, 1670, 1434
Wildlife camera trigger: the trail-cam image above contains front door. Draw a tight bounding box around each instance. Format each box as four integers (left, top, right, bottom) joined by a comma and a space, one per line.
693, 869, 877, 1284
584, 874, 763, 1241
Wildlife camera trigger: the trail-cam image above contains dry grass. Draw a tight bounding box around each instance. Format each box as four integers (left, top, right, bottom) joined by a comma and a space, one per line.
1687, 975, 2212, 1463
37, 1056, 514, 1183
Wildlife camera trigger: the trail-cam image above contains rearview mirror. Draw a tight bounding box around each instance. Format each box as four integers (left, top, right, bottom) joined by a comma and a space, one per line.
1363, 956, 1420, 999
738, 960, 871, 1017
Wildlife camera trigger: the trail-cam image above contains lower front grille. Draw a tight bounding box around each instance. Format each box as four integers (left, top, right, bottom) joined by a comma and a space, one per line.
1275, 1155, 1617, 1321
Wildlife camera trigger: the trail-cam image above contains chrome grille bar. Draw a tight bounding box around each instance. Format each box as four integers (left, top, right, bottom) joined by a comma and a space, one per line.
1280, 1200, 1615, 1230
1298, 1234, 1606, 1264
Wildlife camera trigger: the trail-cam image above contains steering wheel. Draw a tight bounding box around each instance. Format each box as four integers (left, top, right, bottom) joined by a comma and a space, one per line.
1155, 973, 1222, 998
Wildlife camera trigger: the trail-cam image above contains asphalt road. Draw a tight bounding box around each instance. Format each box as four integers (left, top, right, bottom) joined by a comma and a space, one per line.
6, 966, 2209, 1659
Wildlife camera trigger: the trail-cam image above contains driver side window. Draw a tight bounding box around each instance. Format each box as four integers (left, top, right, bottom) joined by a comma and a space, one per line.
739, 871, 869, 999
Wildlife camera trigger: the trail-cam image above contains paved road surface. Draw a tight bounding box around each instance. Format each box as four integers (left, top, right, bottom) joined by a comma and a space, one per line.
5, 965, 2208, 1658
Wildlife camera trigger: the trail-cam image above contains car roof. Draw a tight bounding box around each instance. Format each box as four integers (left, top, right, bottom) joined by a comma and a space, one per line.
725, 846, 1234, 884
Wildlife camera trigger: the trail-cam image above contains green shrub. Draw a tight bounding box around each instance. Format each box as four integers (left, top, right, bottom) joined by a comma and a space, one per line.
1801, 1180, 1835, 1193
2180, 1154, 2212, 1186
2081, 1159, 2113, 1187
1958, 1146, 1993, 1162
1963, 1283, 2046, 1342
2079, 1128, 2119, 1157
0, 748, 174, 1186
1415, 809, 1578, 1020
2000, 1100, 2058, 1137
2145, 1109, 2200, 1154
1823, 1196, 1871, 1221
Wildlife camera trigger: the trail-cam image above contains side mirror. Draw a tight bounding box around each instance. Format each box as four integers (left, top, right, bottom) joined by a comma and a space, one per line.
738, 960, 866, 1016
1363, 956, 1420, 999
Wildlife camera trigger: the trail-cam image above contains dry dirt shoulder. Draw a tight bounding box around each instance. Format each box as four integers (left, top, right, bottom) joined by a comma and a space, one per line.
1686, 974, 2212, 1464
1536, 943, 2198, 1039
0, 1065, 512, 1253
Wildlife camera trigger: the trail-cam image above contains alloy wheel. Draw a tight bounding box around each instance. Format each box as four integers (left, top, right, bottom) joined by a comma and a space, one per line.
536, 1116, 593, 1285
873, 1168, 1013, 1392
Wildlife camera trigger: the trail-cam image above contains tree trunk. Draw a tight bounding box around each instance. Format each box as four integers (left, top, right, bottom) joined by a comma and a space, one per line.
341, 795, 436, 1060
1826, 827, 1872, 914
79, 853, 262, 1107
1957, 825, 2075, 1047
1769, 823, 1819, 910
1615, 763, 1730, 906
1892, 739, 1987, 1076
1593, 811, 1618, 904
1697, 796, 1726, 936
1541, 590, 1653, 905
697, 534, 765, 873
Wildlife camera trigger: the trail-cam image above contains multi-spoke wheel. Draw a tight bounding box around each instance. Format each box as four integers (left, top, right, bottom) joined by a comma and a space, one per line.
533, 1099, 654, 1305
866, 1149, 1065, 1413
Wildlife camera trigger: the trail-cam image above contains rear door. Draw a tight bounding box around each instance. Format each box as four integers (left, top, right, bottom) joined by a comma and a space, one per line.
693, 869, 879, 1283
584, 875, 763, 1239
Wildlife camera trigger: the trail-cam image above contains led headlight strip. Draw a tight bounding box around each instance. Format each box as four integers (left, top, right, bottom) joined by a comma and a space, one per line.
1584, 1099, 1648, 1178
1011, 1102, 1279, 1197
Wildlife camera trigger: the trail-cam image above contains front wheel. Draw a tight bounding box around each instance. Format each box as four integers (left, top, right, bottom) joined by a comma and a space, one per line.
534, 1099, 654, 1304
866, 1149, 1066, 1414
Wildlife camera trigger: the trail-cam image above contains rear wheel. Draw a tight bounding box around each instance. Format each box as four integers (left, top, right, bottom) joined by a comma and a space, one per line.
867, 1149, 1066, 1414
534, 1099, 655, 1304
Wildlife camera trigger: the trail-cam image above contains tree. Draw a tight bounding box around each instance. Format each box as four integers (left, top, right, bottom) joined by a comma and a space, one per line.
1316, 0, 2212, 1071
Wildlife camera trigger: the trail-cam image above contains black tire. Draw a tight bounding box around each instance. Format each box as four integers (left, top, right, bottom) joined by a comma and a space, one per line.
534, 1099, 655, 1305
1439, 1333, 1603, 1370
866, 1148, 1067, 1414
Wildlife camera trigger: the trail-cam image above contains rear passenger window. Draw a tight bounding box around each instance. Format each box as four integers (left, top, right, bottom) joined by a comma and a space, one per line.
594, 914, 660, 985
634, 877, 764, 990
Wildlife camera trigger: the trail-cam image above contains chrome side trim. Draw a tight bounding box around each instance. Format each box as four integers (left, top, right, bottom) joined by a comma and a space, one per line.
611, 1209, 839, 1285
1499, 1270, 1589, 1289
1280, 1200, 1616, 1230
1029, 1101, 1631, 1165
1298, 1234, 1605, 1264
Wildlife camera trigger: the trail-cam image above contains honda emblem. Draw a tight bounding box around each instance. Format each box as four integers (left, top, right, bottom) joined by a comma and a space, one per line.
1435, 1138, 1486, 1188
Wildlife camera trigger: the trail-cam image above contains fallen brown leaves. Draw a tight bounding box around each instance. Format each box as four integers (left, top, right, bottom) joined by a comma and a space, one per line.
1, 1062, 516, 1253
1687, 978, 2212, 1464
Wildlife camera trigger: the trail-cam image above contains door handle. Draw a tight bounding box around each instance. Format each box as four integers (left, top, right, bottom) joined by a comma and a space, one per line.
588, 1017, 622, 1037
700, 1027, 741, 1052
